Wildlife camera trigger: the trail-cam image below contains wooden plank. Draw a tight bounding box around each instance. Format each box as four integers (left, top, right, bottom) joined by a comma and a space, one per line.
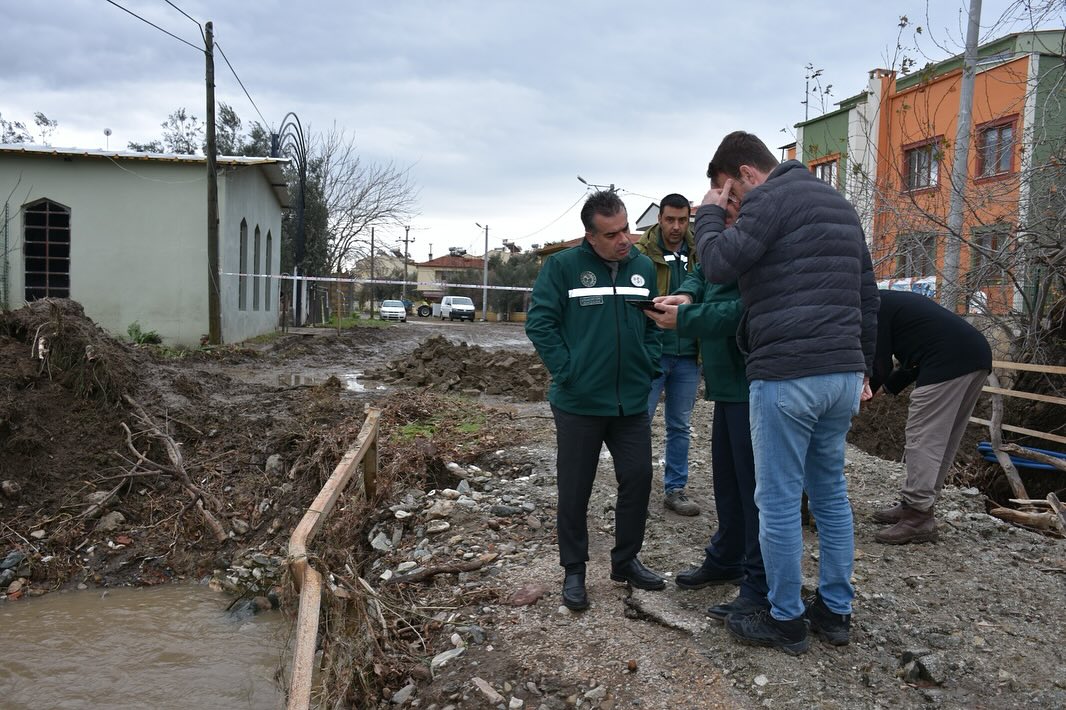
981, 386, 1066, 407
985, 373, 1030, 500
288, 566, 322, 710
970, 417, 1066, 446
1047, 493, 1066, 535
285, 407, 383, 710
1001, 443, 1066, 472
992, 360, 1066, 375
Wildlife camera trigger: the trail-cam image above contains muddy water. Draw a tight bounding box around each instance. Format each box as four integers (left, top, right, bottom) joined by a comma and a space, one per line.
0, 585, 287, 709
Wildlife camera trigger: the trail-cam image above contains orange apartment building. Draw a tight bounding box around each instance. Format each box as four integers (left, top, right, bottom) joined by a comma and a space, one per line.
795, 30, 1064, 315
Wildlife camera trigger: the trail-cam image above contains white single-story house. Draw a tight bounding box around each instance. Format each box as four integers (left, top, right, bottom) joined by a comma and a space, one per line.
0, 145, 288, 345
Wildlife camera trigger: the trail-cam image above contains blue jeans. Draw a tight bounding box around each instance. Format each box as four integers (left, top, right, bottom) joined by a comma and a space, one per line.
749, 372, 863, 620
647, 355, 700, 493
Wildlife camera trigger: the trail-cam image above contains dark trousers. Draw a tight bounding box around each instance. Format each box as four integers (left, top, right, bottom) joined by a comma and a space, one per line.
703, 400, 767, 600
551, 404, 653, 571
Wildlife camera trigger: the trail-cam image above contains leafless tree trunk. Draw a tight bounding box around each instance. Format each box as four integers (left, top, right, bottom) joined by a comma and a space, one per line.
314, 125, 419, 274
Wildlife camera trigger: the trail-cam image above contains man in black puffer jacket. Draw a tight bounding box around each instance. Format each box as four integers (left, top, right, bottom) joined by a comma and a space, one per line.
696, 131, 879, 654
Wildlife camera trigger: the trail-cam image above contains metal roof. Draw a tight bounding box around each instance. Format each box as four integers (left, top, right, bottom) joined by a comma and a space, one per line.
0, 144, 291, 208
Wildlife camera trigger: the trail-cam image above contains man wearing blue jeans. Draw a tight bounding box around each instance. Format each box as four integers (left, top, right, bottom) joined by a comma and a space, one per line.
635, 194, 701, 516
696, 132, 879, 654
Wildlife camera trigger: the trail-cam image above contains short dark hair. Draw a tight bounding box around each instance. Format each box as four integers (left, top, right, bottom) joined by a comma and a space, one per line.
706, 131, 778, 183
581, 190, 626, 233
659, 193, 690, 215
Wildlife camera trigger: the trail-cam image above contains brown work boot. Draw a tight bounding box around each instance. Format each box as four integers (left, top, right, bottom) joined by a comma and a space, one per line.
872, 501, 904, 524
874, 504, 938, 545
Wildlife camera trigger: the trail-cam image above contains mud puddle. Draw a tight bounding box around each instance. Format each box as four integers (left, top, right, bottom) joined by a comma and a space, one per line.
0, 585, 286, 709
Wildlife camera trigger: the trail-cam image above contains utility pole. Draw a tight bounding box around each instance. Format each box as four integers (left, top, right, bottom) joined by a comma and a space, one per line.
401, 225, 413, 302
941, 0, 982, 313
369, 226, 375, 315
476, 222, 489, 321
205, 20, 221, 344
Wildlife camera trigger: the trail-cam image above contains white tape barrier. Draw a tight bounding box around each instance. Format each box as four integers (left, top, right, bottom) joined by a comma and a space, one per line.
220, 272, 532, 292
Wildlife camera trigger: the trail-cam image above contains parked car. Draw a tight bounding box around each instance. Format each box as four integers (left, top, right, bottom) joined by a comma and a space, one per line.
378, 299, 407, 322
440, 295, 476, 321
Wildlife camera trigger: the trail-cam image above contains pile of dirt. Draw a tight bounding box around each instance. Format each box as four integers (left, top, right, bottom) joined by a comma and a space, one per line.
0, 300, 386, 596
366, 335, 548, 400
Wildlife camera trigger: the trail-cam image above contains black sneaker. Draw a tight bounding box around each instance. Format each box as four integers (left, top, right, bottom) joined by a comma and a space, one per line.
707, 594, 770, 621
804, 590, 850, 645
725, 608, 809, 655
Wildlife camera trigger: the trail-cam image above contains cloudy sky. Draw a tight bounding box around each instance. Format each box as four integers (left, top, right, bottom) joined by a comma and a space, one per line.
1, 0, 1058, 261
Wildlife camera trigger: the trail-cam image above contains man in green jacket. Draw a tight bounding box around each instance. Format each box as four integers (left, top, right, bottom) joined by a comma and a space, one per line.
526, 190, 666, 611
634, 194, 702, 516
645, 268, 769, 620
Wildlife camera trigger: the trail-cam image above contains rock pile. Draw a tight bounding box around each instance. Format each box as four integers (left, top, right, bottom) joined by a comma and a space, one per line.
367, 336, 548, 401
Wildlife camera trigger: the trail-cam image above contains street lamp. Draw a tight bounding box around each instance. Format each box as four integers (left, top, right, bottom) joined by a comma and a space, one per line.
577, 175, 617, 192
476, 222, 489, 321
273, 112, 308, 326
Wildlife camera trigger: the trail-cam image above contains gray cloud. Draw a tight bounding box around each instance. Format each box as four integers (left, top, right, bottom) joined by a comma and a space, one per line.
0, 0, 1044, 259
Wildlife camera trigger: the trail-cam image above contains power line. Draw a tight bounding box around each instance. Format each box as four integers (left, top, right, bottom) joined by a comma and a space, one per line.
510, 192, 587, 242
163, 0, 206, 44
103, 0, 203, 53
215, 41, 269, 128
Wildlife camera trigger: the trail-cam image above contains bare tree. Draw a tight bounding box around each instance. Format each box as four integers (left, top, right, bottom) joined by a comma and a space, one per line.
313, 125, 419, 274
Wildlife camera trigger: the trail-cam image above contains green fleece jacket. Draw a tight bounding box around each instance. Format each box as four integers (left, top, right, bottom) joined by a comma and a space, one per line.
525, 239, 662, 416
635, 225, 699, 358
675, 268, 747, 402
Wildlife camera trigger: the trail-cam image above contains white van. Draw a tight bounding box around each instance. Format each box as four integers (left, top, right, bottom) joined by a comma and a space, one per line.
440, 295, 476, 321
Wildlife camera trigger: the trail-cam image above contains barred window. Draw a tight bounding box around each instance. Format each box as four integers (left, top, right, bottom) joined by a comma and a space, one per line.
24, 199, 71, 301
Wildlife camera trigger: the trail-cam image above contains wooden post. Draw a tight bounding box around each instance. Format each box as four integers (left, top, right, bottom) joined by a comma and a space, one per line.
205, 21, 222, 344
987, 372, 1030, 500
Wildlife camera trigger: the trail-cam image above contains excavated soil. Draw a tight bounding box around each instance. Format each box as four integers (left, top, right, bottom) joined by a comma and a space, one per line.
2, 300, 1064, 709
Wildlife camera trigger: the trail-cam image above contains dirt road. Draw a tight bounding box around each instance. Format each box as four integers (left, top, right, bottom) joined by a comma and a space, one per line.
1, 306, 1064, 708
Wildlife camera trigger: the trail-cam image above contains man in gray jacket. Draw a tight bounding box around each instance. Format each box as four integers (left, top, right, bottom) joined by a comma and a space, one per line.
697, 131, 879, 654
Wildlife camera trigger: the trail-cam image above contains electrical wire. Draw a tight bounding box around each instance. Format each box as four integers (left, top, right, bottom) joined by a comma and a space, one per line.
104, 155, 207, 184
215, 41, 269, 128
103, 0, 203, 53
163, 0, 206, 44
509, 192, 587, 242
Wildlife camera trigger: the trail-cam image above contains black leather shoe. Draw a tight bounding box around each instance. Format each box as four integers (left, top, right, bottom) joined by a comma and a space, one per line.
707, 594, 770, 621
610, 558, 666, 590
675, 565, 744, 590
562, 573, 588, 611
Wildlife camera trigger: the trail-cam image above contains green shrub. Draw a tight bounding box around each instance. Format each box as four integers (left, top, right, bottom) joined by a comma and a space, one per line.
127, 321, 162, 345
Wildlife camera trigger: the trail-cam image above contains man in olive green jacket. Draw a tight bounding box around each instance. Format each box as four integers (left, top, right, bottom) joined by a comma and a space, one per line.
634, 194, 702, 516
526, 190, 666, 611
646, 268, 768, 620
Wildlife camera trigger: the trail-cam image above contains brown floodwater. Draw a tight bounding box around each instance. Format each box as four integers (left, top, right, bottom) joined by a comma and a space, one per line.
0, 585, 287, 709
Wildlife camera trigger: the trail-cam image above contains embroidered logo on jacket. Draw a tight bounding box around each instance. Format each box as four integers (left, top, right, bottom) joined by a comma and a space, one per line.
630, 274, 645, 287
580, 271, 596, 287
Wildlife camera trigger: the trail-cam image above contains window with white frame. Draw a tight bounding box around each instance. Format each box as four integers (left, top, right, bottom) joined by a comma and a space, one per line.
812, 159, 838, 189
977, 120, 1014, 177
904, 140, 940, 191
